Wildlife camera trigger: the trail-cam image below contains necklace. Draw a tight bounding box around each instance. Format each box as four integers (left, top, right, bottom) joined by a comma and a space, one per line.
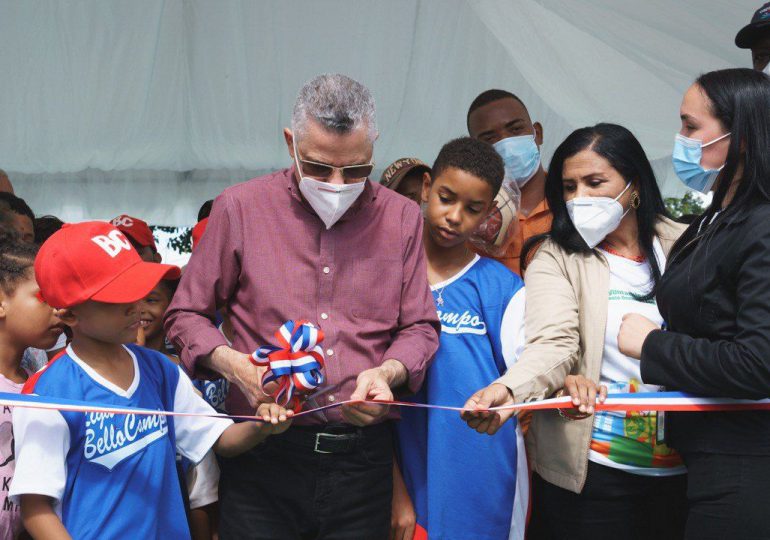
599, 241, 646, 263
435, 286, 446, 306
431, 247, 471, 307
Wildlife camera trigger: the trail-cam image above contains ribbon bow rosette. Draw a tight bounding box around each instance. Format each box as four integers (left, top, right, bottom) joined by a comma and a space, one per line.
250, 320, 326, 412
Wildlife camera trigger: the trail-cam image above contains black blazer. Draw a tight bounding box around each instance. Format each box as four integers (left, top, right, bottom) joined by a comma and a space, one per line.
641, 202, 770, 455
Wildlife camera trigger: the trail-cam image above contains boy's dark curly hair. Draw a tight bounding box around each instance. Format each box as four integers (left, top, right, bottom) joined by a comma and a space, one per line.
431, 137, 504, 196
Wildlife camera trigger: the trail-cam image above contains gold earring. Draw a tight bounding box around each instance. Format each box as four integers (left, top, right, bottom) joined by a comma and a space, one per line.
630, 192, 641, 209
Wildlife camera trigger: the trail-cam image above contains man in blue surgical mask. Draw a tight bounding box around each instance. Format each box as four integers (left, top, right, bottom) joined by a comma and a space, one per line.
467, 89, 552, 275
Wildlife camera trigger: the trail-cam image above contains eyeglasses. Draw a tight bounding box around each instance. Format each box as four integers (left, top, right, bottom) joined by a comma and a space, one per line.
297, 156, 374, 181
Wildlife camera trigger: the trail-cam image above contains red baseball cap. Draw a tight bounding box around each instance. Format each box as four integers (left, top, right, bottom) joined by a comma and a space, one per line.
191, 218, 209, 251
35, 221, 181, 309
110, 214, 156, 250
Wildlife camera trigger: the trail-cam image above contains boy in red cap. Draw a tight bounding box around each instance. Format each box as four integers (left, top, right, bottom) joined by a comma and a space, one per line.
9, 221, 292, 540
110, 214, 162, 262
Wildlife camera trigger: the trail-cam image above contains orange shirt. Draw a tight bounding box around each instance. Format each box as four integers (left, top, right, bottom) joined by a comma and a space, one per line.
483, 198, 552, 276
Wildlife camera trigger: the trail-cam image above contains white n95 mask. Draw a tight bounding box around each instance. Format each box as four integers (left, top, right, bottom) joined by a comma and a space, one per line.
566, 182, 631, 248
293, 139, 366, 229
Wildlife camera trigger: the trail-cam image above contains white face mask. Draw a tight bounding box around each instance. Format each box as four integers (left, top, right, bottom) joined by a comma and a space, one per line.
566, 182, 631, 249
293, 140, 367, 229
763, 62, 770, 77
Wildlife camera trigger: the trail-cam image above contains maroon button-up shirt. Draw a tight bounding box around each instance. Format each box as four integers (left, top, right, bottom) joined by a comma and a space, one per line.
165, 168, 440, 423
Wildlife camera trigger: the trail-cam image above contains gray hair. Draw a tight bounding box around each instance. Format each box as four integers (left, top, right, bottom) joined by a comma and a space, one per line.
292, 74, 377, 141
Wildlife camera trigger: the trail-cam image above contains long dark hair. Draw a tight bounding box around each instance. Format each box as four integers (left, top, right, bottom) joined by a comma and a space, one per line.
521, 123, 669, 299
695, 68, 770, 221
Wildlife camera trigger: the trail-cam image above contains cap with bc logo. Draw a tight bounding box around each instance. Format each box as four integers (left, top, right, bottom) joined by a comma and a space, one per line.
35, 221, 181, 308
110, 214, 157, 250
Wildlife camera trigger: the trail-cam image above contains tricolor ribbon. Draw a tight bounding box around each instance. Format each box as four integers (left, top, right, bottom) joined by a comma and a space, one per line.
5, 391, 770, 423
250, 320, 326, 412
380, 392, 770, 413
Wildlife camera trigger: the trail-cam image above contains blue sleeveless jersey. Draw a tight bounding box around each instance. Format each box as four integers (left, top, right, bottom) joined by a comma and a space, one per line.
397, 257, 528, 540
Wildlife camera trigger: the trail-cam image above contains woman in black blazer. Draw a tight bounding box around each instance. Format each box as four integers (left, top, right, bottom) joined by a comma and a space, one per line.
619, 68, 770, 539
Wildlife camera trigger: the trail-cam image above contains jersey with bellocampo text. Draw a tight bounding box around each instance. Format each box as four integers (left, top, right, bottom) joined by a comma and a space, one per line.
9, 344, 231, 540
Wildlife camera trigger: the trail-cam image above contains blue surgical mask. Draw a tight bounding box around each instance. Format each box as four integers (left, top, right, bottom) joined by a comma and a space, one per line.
672, 132, 730, 193
493, 134, 541, 187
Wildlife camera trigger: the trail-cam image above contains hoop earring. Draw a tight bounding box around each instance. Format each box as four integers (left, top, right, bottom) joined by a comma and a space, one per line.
630, 192, 641, 209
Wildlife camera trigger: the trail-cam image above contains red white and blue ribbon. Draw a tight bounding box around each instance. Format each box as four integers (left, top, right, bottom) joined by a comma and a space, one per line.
4, 391, 770, 423
378, 391, 770, 414
250, 320, 326, 412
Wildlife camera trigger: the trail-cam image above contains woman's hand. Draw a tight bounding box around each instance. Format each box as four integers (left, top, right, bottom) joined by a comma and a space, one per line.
562, 375, 607, 415
461, 383, 517, 435
618, 313, 660, 359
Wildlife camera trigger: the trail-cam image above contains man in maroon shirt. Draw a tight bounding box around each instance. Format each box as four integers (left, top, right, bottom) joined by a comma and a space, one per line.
165, 74, 440, 539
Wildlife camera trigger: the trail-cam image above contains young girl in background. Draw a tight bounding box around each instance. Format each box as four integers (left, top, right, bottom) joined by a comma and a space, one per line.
0, 237, 62, 539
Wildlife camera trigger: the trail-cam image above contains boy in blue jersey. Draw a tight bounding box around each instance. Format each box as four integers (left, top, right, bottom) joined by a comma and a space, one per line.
393, 138, 528, 540
10, 221, 292, 540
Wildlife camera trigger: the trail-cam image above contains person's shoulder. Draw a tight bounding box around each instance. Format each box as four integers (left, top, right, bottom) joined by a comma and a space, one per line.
654, 215, 688, 255
730, 203, 770, 251
220, 168, 292, 200
127, 343, 177, 366
472, 257, 525, 294
22, 350, 79, 396
654, 215, 687, 241
126, 344, 182, 379
742, 202, 770, 227
474, 256, 523, 283
525, 236, 604, 279
528, 236, 568, 262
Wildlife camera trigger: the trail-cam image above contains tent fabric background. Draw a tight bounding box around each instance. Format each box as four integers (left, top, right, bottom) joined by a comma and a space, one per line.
0, 0, 757, 226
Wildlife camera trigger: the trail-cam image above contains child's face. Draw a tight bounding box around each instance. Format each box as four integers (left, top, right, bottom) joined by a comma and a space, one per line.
136, 283, 172, 342
422, 167, 495, 248
66, 300, 142, 345
0, 271, 63, 350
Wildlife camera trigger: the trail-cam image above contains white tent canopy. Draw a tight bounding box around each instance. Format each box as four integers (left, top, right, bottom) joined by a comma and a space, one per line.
0, 0, 758, 226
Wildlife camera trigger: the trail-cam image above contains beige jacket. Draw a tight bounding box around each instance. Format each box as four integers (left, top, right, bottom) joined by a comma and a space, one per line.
497, 217, 686, 493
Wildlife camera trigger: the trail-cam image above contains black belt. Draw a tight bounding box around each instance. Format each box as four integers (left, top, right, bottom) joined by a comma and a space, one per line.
276, 422, 392, 455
